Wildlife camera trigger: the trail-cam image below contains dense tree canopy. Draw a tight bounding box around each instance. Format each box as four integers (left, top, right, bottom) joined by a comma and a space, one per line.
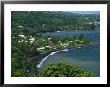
11, 11, 100, 35
40, 63, 95, 77
11, 11, 99, 77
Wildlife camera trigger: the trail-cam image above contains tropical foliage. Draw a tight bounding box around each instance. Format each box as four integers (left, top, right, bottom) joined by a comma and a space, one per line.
11, 11, 99, 77
11, 11, 99, 35
40, 63, 95, 77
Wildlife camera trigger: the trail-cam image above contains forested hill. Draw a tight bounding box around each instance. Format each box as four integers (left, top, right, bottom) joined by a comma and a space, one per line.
11, 11, 100, 35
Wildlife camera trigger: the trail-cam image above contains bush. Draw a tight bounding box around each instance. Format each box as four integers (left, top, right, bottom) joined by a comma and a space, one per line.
40, 63, 95, 77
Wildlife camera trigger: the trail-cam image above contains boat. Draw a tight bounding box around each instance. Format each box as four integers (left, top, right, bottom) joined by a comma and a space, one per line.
62, 49, 69, 51
77, 47, 81, 48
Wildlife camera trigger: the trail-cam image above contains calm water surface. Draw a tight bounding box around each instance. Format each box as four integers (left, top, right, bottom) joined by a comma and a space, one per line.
37, 28, 100, 76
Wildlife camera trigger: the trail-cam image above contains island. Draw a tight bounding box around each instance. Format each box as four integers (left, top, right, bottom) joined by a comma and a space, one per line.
11, 11, 100, 77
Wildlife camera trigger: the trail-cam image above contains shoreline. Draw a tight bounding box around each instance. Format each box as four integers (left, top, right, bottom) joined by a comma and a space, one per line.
30, 38, 100, 66
30, 42, 99, 69
40, 27, 99, 34
31, 44, 92, 64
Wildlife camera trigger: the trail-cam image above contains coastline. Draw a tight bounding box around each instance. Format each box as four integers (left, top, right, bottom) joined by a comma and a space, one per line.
41, 26, 99, 34
31, 44, 90, 64
30, 41, 99, 68
31, 44, 91, 60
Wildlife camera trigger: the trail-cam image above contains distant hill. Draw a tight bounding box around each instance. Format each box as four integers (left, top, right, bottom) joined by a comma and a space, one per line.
11, 11, 100, 35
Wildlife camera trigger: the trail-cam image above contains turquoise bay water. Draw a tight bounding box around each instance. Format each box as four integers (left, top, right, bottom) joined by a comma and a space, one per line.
40, 47, 100, 76
37, 28, 100, 76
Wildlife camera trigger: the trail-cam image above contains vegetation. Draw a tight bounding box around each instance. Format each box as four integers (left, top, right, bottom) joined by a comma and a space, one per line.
11, 34, 90, 59
11, 34, 91, 77
40, 63, 95, 77
11, 11, 99, 77
11, 11, 99, 35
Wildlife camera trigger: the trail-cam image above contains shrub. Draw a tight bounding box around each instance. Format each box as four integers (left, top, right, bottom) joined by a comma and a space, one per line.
40, 63, 95, 77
